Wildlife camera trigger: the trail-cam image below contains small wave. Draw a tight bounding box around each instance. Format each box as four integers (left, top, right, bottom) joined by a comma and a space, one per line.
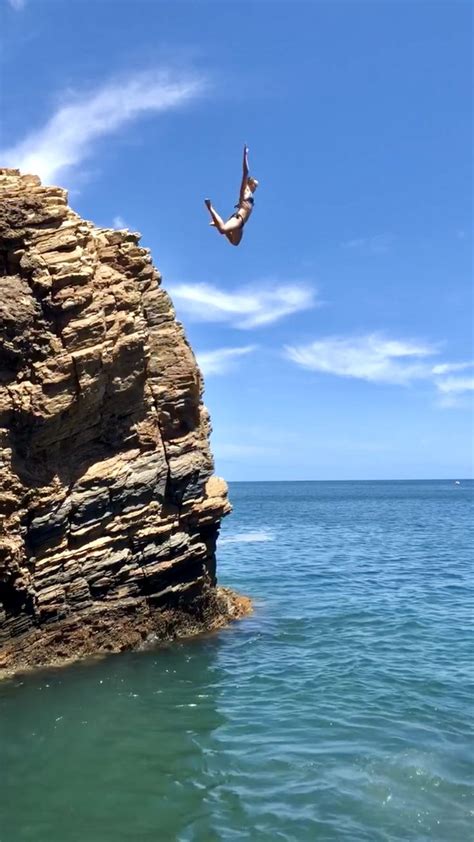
219, 530, 274, 545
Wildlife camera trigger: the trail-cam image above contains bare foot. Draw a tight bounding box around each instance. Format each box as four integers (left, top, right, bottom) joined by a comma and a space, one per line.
204, 198, 211, 210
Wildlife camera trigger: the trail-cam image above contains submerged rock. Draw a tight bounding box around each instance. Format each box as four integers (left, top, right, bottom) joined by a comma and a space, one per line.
0, 168, 247, 678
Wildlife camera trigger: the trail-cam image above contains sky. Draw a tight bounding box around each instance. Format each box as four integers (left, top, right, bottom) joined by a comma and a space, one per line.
1, 0, 472, 480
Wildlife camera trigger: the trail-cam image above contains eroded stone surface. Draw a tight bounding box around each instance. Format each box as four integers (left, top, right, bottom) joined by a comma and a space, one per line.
0, 168, 235, 675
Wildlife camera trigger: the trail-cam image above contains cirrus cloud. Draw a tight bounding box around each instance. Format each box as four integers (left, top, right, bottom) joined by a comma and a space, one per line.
0, 69, 206, 184
285, 333, 437, 385
196, 345, 257, 376
168, 281, 318, 329
341, 234, 394, 255
436, 376, 474, 393
435, 375, 474, 408
285, 332, 473, 407
112, 215, 129, 230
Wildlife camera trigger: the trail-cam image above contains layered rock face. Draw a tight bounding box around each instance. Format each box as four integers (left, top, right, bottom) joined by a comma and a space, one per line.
0, 168, 241, 676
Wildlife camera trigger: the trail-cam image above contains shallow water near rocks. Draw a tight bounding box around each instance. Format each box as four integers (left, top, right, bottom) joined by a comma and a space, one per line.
1, 480, 473, 841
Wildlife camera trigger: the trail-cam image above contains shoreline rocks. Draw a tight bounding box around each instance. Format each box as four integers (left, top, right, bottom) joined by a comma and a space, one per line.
0, 586, 252, 680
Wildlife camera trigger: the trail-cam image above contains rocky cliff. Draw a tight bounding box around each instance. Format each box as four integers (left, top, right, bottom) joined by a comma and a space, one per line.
0, 168, 247, 677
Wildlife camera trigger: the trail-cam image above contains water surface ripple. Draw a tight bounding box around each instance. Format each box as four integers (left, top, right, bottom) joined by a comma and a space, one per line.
1, 481, 473, 841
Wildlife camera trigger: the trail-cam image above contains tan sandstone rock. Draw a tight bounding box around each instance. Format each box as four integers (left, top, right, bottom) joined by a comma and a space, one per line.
0, 168, 246, 678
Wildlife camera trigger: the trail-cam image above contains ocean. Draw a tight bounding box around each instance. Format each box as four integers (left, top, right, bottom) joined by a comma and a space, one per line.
1, 480, 473, 841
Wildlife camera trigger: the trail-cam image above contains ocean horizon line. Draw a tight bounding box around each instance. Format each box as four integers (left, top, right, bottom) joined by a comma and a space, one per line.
225, 477, 473, 483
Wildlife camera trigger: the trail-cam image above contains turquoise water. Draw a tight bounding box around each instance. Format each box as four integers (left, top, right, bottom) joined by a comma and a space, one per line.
1, 480, 473, 841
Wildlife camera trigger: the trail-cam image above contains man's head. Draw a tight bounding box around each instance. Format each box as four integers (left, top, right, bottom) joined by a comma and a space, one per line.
248, 176, 259, 192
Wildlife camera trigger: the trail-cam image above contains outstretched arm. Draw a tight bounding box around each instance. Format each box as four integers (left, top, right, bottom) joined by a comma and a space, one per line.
239, 144, 249, 202
243, 144, 249, 177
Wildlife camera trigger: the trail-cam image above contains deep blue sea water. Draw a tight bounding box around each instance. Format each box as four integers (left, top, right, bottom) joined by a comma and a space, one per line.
1, 480, 473, 841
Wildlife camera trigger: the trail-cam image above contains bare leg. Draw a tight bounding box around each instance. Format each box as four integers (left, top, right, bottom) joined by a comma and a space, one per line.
204, 199, 226, 232
221, 216, 243, 233
205, 199, 244, 235
226, 226, 243, 246
204, 200, 244, 245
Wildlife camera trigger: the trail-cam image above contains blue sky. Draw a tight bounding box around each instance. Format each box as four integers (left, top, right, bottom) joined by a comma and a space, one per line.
1, 0, 472, 479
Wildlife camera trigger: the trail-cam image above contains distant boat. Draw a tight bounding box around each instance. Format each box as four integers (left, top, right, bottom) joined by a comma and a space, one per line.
454, 480, 461, 485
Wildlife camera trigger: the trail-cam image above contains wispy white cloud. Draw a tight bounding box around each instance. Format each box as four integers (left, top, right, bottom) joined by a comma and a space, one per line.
285, 332, 473, 408
0, 69, 205, 183
112, 215, 129, 230
7, 0, 25, 9
431, 361, 473, 376
196, 345, 256, 376
431, 362, 473, 409
285, 334, 436, 385
342, 234, 393, 255
169, 281, 317, 329
435, 375, 474, 394
435, 375, 474, 408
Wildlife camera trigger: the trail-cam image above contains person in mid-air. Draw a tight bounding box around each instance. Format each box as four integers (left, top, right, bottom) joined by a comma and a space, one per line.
204, 145, 258, 246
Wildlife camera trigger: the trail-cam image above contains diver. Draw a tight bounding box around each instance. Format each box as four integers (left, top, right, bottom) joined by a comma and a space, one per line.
204, 145, 258, 246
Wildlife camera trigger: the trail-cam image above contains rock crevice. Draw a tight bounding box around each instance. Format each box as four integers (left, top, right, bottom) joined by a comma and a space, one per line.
0, 169, 243, 677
